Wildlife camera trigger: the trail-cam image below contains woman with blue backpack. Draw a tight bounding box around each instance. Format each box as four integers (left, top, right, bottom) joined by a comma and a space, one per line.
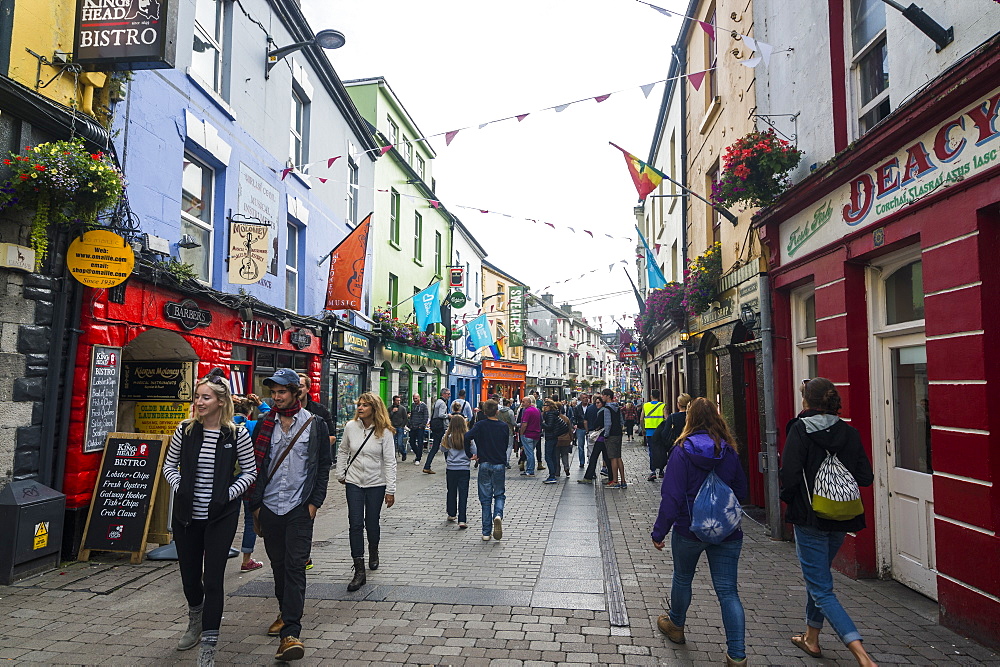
779, 378, 877, 666
651, 397, 748, 666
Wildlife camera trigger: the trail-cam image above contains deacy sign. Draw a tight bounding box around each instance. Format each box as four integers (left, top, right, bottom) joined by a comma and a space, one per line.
782, 86, 1000, 260
74, 0, 178, 70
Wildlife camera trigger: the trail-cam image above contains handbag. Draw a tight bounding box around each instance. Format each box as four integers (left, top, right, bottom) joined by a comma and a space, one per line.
252, 415, 315, 537
556, 415, 574, 443
342, 426, 377, 477
586, 429, 603, 446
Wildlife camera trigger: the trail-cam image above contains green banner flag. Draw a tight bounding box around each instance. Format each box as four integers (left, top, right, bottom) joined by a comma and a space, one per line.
508, 285, 526, 347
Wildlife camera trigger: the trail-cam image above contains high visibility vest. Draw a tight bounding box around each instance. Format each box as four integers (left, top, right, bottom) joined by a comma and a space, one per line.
642, 401, 665, 430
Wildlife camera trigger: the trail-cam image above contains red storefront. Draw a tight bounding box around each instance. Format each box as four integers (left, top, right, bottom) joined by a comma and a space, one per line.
61, 278, 324, 554
481, 359, 527, 403
756, 40, 1000, 647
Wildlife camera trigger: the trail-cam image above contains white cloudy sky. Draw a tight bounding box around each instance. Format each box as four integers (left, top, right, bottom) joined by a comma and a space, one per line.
302, 0, 682, 331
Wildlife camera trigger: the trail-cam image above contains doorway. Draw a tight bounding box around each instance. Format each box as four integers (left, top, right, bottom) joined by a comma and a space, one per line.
743, 354, 765, 506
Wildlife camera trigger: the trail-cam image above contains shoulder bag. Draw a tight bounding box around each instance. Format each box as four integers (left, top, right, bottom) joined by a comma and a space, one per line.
252, 415, 314, 536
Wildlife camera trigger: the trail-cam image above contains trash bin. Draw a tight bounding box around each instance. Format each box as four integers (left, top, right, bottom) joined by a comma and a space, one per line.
0, 480, 66, 584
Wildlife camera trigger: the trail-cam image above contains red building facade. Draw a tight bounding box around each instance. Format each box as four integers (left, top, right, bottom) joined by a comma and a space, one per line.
757, 40, 1000, 647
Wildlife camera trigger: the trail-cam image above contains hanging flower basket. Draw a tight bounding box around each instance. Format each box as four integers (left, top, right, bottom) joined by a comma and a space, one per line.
712, 129, 803, 209
0, 139, 125, 268
683, 242, 723, 316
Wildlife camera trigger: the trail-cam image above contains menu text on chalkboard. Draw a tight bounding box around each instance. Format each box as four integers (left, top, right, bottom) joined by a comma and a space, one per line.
80, 433, 170, 561
83, 346, 123, 454
120, 361, 195, 401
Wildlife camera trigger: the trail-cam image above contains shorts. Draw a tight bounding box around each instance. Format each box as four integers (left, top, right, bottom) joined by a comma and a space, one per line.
604, 435, 623, 459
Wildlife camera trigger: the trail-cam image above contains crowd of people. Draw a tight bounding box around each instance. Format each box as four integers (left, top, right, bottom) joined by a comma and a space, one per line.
161, 366, 878, 666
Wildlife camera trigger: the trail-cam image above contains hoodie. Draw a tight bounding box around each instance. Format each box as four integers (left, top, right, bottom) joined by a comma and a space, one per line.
779, 411, 874, 533
600, 402, 623, 438
651, 432, 748, 543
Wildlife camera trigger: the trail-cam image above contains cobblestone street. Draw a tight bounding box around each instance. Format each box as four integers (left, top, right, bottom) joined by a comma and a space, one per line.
0, 441, 996, 665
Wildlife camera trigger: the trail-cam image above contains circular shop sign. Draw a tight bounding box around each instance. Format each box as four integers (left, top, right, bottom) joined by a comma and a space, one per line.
66, 230, 134, 288
448, 291, 467, 308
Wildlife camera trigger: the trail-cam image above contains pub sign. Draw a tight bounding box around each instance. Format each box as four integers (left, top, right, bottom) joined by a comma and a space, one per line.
74, 0, 179, 70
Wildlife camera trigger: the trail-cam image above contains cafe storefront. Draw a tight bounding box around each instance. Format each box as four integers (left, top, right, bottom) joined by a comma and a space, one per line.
481, 359, 527, 403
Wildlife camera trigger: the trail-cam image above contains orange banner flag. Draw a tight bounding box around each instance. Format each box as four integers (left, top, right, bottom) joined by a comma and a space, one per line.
325, 213, 372, 311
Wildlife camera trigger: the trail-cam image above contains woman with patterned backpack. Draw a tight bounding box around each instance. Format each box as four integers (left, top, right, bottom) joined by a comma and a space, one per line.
651, 397, 748, 666
780, 378, 877, 666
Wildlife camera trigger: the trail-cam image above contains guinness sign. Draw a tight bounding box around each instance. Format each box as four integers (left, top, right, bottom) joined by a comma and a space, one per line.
164, 299, 212, 331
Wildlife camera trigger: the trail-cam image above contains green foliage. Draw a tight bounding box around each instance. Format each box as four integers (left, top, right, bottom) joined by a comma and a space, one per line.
712, 129, 803, 208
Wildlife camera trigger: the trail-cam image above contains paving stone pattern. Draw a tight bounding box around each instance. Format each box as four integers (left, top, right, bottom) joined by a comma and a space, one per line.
0, 440, 996, 665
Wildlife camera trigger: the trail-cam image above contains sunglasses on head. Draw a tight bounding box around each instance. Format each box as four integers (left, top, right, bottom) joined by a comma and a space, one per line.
203, 374, 229, 389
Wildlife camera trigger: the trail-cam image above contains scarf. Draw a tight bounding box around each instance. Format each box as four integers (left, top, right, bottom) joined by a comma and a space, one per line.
245, 399, 302, 500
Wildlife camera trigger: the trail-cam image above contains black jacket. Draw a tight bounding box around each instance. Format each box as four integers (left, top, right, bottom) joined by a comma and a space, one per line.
779, 410, 874, 533
248, 415, 332, 512
303, 397, 335, 437
542, 409, 570, 438
172, 422, 241, 527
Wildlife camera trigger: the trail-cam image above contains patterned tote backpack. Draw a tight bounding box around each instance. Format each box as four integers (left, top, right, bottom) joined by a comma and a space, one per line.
807, 451, 863, 521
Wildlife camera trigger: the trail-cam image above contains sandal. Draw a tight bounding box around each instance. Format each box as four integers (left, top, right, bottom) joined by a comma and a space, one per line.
240, 558, 263, 572
791, 633, 822, 658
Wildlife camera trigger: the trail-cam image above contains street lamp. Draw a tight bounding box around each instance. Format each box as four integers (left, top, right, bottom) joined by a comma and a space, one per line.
265, 29, 346, 79
879, 0, 953, 52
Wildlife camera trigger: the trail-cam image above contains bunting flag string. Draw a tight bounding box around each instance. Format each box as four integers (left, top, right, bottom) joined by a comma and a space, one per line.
537, 260, 631, 292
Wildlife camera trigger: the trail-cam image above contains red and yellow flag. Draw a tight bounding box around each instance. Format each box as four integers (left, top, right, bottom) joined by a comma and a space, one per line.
610, 142, 668, 200
325, 213, 371, 311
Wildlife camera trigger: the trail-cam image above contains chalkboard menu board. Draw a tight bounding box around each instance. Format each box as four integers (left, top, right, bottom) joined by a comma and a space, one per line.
120, 361, 195, 401
79, 433, 170, 564
83, 346, 123, 454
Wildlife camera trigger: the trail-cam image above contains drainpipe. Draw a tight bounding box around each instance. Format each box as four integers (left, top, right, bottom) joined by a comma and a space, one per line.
759, 273, 782, 538
674, 43, 691, 394
53, 278, 83, 493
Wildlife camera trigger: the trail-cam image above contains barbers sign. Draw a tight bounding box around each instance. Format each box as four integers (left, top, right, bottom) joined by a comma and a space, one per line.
74, 0, 178, 70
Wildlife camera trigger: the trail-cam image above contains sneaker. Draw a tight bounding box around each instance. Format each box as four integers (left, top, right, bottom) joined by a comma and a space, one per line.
414, 459, 422, 465
647, 473, 657, 482
520, 471, 529, 476
481, 534, 491, 541
401, 454, 407, 461
565, 470, 570, 477
267, 614, 284, 637
658, 471, 664, 478
616, 482, 628, 489
304, 558, 313, 570
576, 478, 594, 484
492, 516, 503, 541
505, 464, 512, 469
538, 464, 546, 470
240, 558, 263, 572
600, 468, 609, 477
543, 477, 558, 484
275, 635, 305, 661
458, 523, 468, 529
447, 516, 456, 522
525, 473, 535, 477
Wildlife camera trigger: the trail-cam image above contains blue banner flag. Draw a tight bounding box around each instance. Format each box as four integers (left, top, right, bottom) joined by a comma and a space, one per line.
413, 281, 443, 331
466, 314, 495, 350
635, 226, 668, 290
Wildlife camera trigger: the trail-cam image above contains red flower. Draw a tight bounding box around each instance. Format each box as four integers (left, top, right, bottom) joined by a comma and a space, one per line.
91, 153, 102, 160
24, 146, 32, 150
34, 164, 45, 171
19, 174, 29, 180
2, 159, 9, 165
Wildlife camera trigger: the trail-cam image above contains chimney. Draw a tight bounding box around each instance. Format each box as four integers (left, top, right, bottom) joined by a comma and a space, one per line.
541, 293, 554, 304
560, 303, 573, 312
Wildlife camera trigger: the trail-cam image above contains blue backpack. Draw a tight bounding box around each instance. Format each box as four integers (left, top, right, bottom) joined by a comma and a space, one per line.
687, 451, 742, 544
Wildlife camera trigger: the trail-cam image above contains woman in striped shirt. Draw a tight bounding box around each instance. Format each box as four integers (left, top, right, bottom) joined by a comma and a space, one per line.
162, 370, 256, 666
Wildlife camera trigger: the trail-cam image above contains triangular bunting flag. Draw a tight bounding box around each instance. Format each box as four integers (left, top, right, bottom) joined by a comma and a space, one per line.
281, 168, 293, 180
327, 156, 340, 168
478, 123, 490, 129
595, 94, 611, 103
688, 70, 706, 91
317, 177, 328, 183
584, 230, 593, 237
445, 130, 460, 146
567, 227, 575, 232
479, 209, 489, 214
650, 5, 676, 17
516, 114, 529, 122
758, 40, 774, 65
545, 222, 555, 228
700, 21, 715, 40
640, 82, 657, 98
740, 55, 762, 68
742, 35, 758, 52
554, 103, 571, 112
430, 200, 440, 209
379, 145, 393, 156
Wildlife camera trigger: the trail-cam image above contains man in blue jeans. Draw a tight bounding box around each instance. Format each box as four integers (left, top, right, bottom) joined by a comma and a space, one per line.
464, 399, 508, 541
572, 394, 590, 468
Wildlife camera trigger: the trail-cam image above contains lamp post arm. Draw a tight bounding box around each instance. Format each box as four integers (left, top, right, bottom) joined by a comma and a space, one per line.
265, 40, 313, 78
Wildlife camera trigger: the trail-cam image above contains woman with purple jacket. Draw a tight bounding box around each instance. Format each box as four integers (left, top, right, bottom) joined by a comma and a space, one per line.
651, 398, 749, 667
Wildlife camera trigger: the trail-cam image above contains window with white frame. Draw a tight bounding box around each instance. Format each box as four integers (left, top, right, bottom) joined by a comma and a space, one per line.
180, 154, 213, 282
851, 0, 889, 135
401, 136, 411, 164
289, 88, 308, 168
389, 189, 400, 245
434, 231, 442, 277
386, 116, 398, 146
285, 222, 300, 312
792, 287, 818, 393
192, 0, 224, 94
416, 153, 425, 180
347, 156, 358, 226
413, 211, 423, 263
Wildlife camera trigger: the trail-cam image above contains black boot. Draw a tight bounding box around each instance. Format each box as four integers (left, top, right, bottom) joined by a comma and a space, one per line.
369, 545, 379, 571
347, 558, 366, 592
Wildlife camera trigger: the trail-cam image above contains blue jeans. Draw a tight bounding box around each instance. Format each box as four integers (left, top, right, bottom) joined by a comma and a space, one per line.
669, 532, 746, 661
520, 436, 537, 474
241, 499, 257, 553
544, 435, 558, 479
446, 469, 471, 523
394, 427, 407, 456
575, 427, 587, 466
793, 525, 862, 645
345, 483, 385, 559
477, 462, 506, 535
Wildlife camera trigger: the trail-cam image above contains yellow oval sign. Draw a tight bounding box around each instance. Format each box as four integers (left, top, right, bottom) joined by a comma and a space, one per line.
66, 230, 135, 288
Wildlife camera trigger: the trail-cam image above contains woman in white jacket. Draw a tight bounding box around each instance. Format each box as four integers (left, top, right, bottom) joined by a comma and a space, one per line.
336, 392, 397, 592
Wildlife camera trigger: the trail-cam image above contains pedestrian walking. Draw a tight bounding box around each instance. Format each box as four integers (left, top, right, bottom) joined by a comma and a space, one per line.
497, 398, 517, 468
779, 378, 877, 667
441, 414, 476, 528
336, 392, 397, 593
232, 398, 264, 572
642, 389, 666, 479
453, 388, 474, 422
623, 400, 638, 441
424, 388, 451, 473
246, 368, 332, 662
388, 395, 409, 460
651, 397, 748, 667
407, 394, 428, 464
163, 370, 256, 666
464, 399, 508, 541
556, 406, 575, 477
578, 396, 609, 484
600, 389, 626, 488
541, 398, 570, 483
297, 373, 336, 572
649, 393, 690, 481
518, 395, 541, 477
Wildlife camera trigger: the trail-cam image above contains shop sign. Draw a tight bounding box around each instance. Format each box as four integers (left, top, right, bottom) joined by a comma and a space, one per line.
121, 362, 194, 401
542, 378, 565, 386
83, 346, 123, 454
449, 267, 464, 289
235, 164, 279, 279
508, 285, 526, 347
448, 291, 467, 308
164, 299, 212, 331
227, 219, 270, 285
240, 319, 282, 344
289, 329, 312, 350
343, 331, 370, 356
74, 0, 179, 70
337, 362, 361, 373
134, 401, 190, 433
781, 86, 1000, 260
66, 230, 134, 288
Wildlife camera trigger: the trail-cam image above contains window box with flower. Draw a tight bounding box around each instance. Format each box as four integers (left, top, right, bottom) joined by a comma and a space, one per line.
372, 307, 450, 356
0, 139, 125, 270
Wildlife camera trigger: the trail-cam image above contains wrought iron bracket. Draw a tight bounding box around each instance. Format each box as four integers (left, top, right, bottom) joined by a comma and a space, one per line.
749, 110, 800, 145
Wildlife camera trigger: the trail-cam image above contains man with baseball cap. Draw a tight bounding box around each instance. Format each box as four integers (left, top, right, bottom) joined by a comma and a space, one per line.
246, 368, 331, 662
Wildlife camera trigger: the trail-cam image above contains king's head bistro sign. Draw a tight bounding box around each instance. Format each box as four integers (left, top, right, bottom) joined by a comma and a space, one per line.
781, 87, 1000, 260
74, 0, 178, 69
